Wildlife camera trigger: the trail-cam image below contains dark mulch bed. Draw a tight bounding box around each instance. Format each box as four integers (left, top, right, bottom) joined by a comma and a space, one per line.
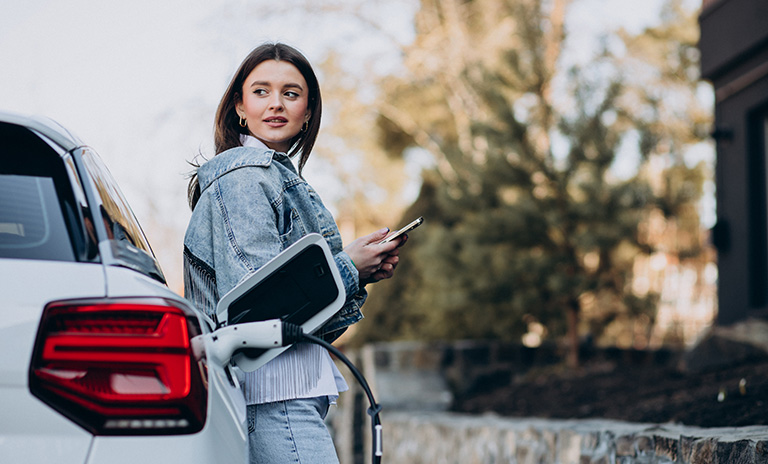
454, 357, 768, 428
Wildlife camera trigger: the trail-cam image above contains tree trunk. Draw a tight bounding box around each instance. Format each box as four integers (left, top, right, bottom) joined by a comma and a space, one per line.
566, 298, 580, 368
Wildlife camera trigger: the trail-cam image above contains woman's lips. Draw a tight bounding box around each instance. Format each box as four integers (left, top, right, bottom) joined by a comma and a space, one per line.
264, 117, 288, 126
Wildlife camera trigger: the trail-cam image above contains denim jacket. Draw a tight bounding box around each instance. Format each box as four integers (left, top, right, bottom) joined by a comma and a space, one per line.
183, 145, 365, 341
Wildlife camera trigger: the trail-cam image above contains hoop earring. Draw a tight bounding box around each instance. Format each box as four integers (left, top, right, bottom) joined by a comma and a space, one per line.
239, 115, 247, 128
302, 121, 309, 132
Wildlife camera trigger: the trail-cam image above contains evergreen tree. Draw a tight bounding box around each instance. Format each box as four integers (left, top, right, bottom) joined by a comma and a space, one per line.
355, 0, 711, 367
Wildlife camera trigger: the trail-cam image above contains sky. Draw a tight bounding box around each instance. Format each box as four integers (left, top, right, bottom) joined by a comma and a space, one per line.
0, 0, 702, 292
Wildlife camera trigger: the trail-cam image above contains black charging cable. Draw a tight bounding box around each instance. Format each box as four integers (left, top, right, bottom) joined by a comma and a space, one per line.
282, 322, 383, 464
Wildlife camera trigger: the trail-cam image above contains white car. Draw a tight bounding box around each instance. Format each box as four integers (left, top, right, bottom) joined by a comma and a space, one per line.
0, 112, 255, 464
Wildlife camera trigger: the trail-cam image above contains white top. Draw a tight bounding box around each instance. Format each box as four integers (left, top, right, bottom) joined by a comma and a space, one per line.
238, 134, 348, 405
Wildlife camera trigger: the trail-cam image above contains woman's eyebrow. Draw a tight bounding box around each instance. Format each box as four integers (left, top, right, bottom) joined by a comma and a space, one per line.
248, 80, 304, 91
282, 82, 305, 91
248, 80, 271, 88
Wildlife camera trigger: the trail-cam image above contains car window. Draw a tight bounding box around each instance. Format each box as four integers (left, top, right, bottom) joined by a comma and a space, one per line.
79, 149, 160, 266
0, 175, 75, 261
0, 122, 94, 262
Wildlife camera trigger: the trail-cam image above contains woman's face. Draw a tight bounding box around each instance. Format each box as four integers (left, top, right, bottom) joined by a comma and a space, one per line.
236, 59, 311, 153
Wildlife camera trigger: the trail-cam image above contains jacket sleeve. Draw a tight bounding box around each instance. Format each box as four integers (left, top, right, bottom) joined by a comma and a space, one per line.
315, 251, 366, 341
334, 251, 361, 302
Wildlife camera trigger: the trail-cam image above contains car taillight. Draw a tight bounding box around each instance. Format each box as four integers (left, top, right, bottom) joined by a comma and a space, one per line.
29, 298, 208, 435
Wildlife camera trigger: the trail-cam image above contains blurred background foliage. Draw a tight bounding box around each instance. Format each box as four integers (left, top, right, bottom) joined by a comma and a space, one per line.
2, 0, 715, 363
319, 0, 714, 366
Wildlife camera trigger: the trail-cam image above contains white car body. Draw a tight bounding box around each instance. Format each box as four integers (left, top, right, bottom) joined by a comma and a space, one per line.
0, 112, 249, 464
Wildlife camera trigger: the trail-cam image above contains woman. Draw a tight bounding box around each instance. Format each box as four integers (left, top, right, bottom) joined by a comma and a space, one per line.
183, 43, 404, 463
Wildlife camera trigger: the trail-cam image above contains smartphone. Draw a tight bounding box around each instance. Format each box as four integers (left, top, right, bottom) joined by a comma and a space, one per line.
378, 217, 424, 244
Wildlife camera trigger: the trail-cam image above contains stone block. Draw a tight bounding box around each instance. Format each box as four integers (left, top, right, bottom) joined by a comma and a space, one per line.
540, 428, 558, 463
755, 440, 768, 464
615, 434, 636, 457
634, 434, 655, 455
679, 434, 694, 460
516, 442, 534, 464
687, 437, 715, 464
714, 438, 755, 464
616, 458, 634, 464
556, 427, 583, 463
498, 425, 519, 462
653, 434, 679, 461
589, 457, 611, 464
581, 430, 601, 452
594, 431, 617, 463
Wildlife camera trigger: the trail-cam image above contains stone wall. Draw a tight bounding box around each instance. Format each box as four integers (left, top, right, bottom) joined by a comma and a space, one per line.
329, 340, 768, 464
379, 412, 768, 464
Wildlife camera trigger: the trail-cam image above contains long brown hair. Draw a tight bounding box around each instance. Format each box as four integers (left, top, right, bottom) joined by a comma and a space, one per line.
187, 43, 322, 210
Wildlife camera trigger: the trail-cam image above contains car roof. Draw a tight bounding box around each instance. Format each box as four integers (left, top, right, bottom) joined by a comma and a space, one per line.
0, 111, 84, 153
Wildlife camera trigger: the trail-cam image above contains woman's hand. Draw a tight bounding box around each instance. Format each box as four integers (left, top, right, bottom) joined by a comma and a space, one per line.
344, 227, 407, 284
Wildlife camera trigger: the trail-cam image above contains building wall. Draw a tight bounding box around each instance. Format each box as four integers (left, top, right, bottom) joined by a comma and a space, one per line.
699, 0, 768, 324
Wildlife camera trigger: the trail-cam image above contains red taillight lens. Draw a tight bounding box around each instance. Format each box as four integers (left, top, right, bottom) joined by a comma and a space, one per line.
29, 299, 208, 435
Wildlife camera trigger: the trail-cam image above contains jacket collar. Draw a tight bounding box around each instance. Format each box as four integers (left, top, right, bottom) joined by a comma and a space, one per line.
197, 146, 276, 193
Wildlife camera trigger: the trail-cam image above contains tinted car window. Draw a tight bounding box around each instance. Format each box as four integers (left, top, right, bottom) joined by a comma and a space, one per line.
0, 122, 93, 262
80, 149, 153, 255
0, 175, 75, 261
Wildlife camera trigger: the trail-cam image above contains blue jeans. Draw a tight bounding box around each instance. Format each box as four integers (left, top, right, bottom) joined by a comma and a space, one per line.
247, 397, 339, 464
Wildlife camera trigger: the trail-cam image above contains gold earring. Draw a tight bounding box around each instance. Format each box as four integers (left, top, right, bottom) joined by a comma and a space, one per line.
302, 121, 309, 132
239, 115, 247, 128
